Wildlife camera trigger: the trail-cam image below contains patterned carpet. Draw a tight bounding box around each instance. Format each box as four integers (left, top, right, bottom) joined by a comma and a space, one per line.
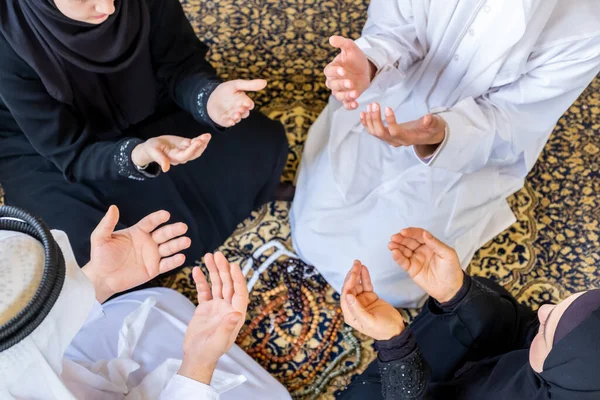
158, 1, 600, 399
0, 1, 597, 399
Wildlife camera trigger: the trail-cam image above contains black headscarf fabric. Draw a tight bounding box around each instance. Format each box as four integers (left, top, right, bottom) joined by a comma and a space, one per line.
0, 0, 158, 133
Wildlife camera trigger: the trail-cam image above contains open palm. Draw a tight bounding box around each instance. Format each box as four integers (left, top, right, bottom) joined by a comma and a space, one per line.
182, 253, 249, 370
341, 260, 405, 341
87, 206, 190, 301
389, 228, 464, 303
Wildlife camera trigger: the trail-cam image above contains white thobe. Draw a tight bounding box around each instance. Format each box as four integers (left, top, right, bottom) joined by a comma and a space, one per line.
62, 288, 291, 400
291, 0, 600, 307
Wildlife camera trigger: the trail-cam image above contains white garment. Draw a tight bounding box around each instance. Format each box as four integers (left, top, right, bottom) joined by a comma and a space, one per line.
63, 288, 291, 400
291, 0, 600, 307
0, 230, 291, 400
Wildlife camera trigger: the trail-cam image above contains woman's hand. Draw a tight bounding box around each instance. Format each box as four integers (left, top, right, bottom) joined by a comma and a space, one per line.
179, 252, 249, 385
361, 104, 446, 155
389, 228, 464, 303
131, 133, 211, 173
341, 260, 405, 341
325, 36, 376, 110
207, 79, 267, 127
83, 206, 191, 303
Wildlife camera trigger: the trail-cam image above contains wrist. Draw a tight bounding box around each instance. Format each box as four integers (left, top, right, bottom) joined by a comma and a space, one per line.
368, 60, 377, 82
131, 143, 150, 168
82, 261, 115, 303
178, 360, 217, 385
437, 273, 466, 304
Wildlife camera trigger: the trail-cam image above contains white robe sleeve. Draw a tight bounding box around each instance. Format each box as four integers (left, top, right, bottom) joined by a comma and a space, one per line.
431, 36, 600, 174
354, 0, 425, 72
158, 375, 220, 400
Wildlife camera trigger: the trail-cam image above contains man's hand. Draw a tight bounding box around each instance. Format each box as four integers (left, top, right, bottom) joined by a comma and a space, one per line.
131, 134, 211, 173
389, 228, 464, 303
179, 252, 249, 385
83, 206, 191, 303
361, 103, 446, 155
340, 260, 405, 341
207, 79, 266, 127
325, 36, 376, 110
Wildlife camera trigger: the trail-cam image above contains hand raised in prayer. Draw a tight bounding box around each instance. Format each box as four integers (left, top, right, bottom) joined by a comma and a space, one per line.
389, 228, 464, 303
83, 206, 191, 303
179, 252, 249, 384
131, 133, 211, 173
207, 79, 266, 127
325, 36, 377, 110
361, 103, 446, 155
340, 260, 405, 341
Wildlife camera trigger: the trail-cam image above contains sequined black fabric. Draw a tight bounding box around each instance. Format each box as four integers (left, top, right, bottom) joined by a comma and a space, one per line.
379, 348, 430, 400
114, 138, 159, 181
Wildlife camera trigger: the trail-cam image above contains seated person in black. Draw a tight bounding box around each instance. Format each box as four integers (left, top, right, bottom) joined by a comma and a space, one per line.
0, 0, 288, 265
338, 227, 600, 400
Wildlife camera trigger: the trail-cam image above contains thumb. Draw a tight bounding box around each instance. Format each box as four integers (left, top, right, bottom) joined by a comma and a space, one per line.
215, 311, 243, 342
345, 294, 375, 326
329, 35, 353, 51
92, 205, 120, 243
233, 79, 267, 92
422, 231, 455, 259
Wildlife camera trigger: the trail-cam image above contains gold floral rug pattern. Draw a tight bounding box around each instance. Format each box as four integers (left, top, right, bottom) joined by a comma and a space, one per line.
160, 1, 600, 399
0, 1, 597, 399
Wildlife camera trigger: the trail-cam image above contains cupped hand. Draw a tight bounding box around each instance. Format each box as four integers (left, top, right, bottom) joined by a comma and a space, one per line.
131, 133, 211, 173
207, 79, 267, 127
340, 260, 405, 341
361, 104, 446, 154
389, 228, 464, 303
325, 36, 376, 110
83, 206, 190, 303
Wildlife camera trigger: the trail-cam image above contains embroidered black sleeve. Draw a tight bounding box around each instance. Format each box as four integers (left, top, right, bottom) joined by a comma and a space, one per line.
379, 347, 431, 400
114, 138, 160, 181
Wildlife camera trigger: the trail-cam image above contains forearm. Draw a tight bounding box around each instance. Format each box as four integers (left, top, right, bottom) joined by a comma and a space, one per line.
178, 360, 217, 386
81, 261, 117, 304
375, 329, 432, 400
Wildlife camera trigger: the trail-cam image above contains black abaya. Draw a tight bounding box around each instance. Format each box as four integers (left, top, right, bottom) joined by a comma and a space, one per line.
339, 277, 600, 400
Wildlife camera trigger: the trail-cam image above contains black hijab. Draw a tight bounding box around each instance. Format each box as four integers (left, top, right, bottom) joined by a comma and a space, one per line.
433, 290, 600, 400
0, 0, 158, 134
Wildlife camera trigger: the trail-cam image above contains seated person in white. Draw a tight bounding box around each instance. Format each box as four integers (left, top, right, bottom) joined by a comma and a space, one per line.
291, 0, 600, 307
0, 205, 291, 400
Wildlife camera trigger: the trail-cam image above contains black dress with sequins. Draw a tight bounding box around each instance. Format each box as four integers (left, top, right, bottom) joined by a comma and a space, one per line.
339, 275, 545, 399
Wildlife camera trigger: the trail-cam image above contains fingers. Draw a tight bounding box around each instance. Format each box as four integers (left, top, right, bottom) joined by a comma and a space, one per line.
230, 261, 249, 314
159, 253, 186, 274
327, 78, 353, 92
369, 103, 388, 138
391, 249, 410, 270
394, 228, 428, 244
360, 264, 374, 292
344, 293, 375, 329
384, 107, 400, 131
167, 134, 211, 165
158, 236, 191, 258
204, 253, 223, 299
151, 222, 188, 244
390, 233, 421, 251
342, 260, 362, 295
146, 146, 171, 173
422, 231, 457, 260
329, 35, 352, 50
215, 252, 235, 301
193, 266, 212, 303
389, 242, 414, 258
233, 79, 267, 92
91, 205, 120, 243
136, 210, 171, 234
